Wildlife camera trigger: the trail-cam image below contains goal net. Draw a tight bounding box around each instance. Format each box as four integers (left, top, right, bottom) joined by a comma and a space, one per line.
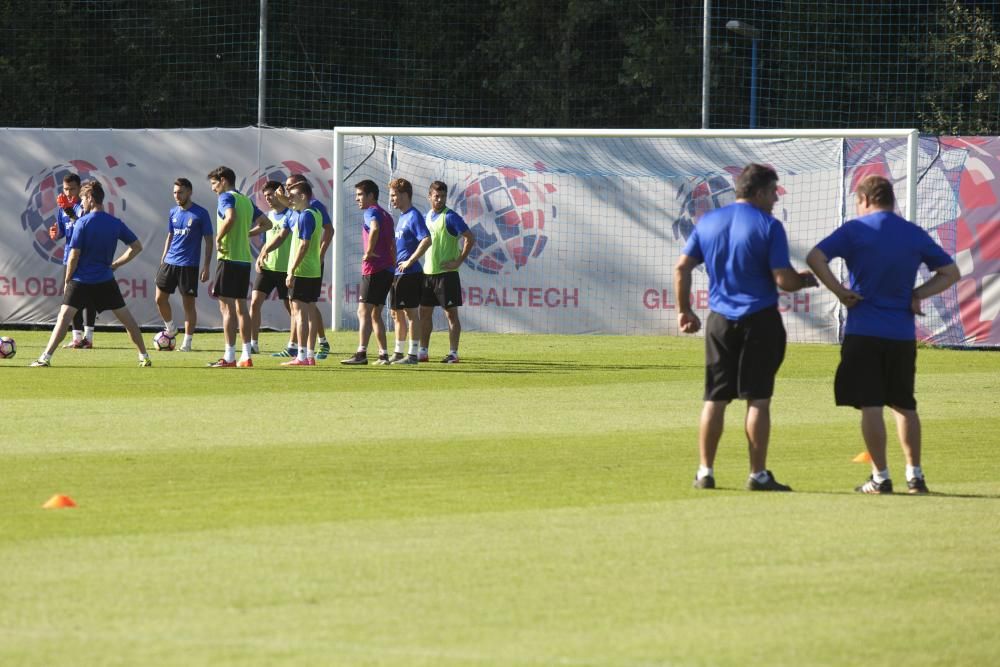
332, 128, 924, 343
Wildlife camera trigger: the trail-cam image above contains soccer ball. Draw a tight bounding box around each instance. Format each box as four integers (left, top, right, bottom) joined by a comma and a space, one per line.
0, 336, 16, 359
153, 331, 176, 351
452, 168, 555, 275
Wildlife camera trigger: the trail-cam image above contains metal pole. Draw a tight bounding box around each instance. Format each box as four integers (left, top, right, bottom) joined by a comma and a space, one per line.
749, 37, 758, 129
702, 0, 711, 129
257, 0, 267, 126
332, 130, 345, 330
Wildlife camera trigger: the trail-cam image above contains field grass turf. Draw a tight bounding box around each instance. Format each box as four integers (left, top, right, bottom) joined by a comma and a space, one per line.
1, 330, 998, 666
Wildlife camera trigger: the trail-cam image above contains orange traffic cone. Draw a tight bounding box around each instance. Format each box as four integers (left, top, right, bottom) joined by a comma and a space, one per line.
42, 494, 77, 509
852, 451, 873, 463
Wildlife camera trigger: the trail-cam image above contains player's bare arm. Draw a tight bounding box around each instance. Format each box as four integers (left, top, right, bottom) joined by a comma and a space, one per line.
911, 263, 960, 315
400, 237, 432, 272
200, 235, 213, 282
806, 248, 862, 307
441, 230, 475, 271
363, 219, 379, 261
111, 239, 143, 271
773, 266, 819, 292
216, 208, 236, 250
248, 214, 272, 237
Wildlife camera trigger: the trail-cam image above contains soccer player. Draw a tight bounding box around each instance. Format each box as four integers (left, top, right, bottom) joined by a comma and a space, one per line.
48, 172, 97, 349
32, 181, 150, 367
206, 166, 270, 368
674, 164, 817, 491
341, 179, 395, 365
258, 180, 324, 366
806, 175, 959, 494
387, 177, 431, 365
249, 181, 294, 353
270, 173, 334, 360
419, 180, 475, 364
154, 178, 213, 352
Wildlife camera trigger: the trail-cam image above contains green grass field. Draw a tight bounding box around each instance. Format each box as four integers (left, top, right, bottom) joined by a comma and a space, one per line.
1, 330, 998, 666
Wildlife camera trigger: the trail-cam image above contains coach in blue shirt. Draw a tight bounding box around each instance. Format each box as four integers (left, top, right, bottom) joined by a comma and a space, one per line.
675, 163, 817, 492
32, 181, 151, 368
807, 175, 959, 495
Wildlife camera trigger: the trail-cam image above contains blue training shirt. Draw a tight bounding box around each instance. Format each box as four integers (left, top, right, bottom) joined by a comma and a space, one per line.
66, 211, 139, 284
164, 203, 213, 267
56, 202, 86, 265
814, 210, 954, 340
681, 202, 792, 319
394, 207, 430, 275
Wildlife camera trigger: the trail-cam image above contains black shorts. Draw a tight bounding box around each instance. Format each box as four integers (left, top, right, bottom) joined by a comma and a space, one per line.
156, 263, 199, 297
290, 275, 322, 303
64, 279, 126, 313
254, 269, 289, 300
212, 259, 251, 299
390, 273, 423, 310
704, 306, 786, 401
835, 335, 917, 410
421, 272, 463, 308
360, 270, 393, 305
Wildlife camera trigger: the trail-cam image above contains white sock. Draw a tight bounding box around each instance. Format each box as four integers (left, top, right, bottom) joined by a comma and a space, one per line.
378, 348, 387, 357
165, 322, 177, 336
72, 329, 83, 341
873, 469, 890, 483
409, 340, 419, 356
287, 340, 297, 350
318, 336, 328, 346
139, 352, 149, 361
297, 348, 307, 361
84, 326, 94, 341
40, 352, 52, 362
697, 465, 714, 480
306, 348, 315, 360
750, 470, 770, 483
250, 339, 258, 348
224, 345, 236, 363
905, 465, 923, 481
240, 343, 252, 361
357, 345, 367, 353
182, 334, 193, 348
419, 346, 428, 356
450, 349, 458, 357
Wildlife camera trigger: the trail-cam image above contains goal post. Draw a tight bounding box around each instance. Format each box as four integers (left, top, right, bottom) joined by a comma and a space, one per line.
331, 127, 919, 341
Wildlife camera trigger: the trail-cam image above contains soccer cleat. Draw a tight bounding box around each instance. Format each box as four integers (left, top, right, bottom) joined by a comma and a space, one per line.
340, 352, 368, 365
855, 476, 894, 494
30, 358, 51, 367
63, 339, 82, 348
692, 475, 716, 490
237, 358, 253, 368
373, 354, 391, 365
138, 357, 153, 368
176, 345, 192, 352
319, 340, 331, 355
440, 353, 460, 364
250, 342, 260, 355
272, 348, 297, 358
388, 352, 406, 363
906, 477, 929, 494
207, 358, 237, 368
418, 352, 429, 362
392, 355, 419, 365
65, 338, 93, 349
315, 350, 328, 361
746, 470, 792, 492
281, 358, 312, 366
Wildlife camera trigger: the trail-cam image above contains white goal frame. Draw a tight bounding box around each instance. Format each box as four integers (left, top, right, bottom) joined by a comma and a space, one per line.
331, 127, 919, 330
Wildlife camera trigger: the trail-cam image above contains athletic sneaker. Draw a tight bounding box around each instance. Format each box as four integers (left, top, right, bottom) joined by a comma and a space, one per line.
692, 475, 716, 490
250, 342, 260, 355
138, 357, 153, 368
315, 350, 328, 361
272, 348, 297, 358
207, 358, 237, 368
319, 340, 331, 355
392, 355, 419, 365
855, 476, 894, 494
30, 359, 50, 367
746, 470, 792, 492
68, 338, 93, 349
388, 352, 405, 363
281, 358, 313, 366
63, 339, 82, 348
340, 352, 368, 365
906, 477, 929, 495
418, 352, 429, 362
237, 358, 253, 368
373, 354, 391, 365
440, 353, 460, 364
